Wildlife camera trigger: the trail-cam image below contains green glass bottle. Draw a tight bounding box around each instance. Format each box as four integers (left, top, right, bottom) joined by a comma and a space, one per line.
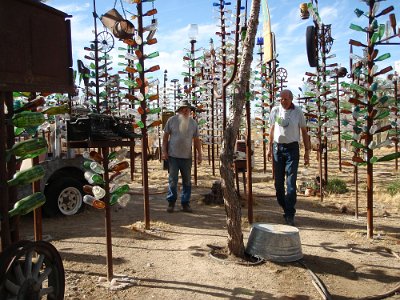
8, 192, 46, 217
351, 140, 365, 149
144, 51, 159, 59
42, 104, 69, 116
6, 138, 48, 161
136, 62, 143, 72
354, 8, 364, 18
14, 127, 25, 136
135, 120, 145, 129
148, 107, 161, 114
108, 148, 128, 161
83, 160, 92, 170
84, 171, 105, 185
374, 110, 390, 120
7, 165, 45, 186
12, 111, 45, 128
110, 184, 130, 205
341, 132, 353, 141
111, 184, 130, 197
349, 23, 366, 32
376, 152, 400, 163
374, 53, 390, 62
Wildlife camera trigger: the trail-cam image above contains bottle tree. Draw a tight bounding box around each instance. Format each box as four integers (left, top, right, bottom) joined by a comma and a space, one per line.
302, 1, 337, 200
343, 0, 398, 238
124, 0, 160, 229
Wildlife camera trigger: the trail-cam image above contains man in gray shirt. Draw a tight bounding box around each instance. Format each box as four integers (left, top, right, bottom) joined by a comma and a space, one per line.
162, 100, 202, 213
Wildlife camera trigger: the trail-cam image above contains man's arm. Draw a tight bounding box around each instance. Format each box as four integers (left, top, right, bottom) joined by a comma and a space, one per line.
267, 124, 274, 161
161, 132, 170, 160
194, 137, 202, 164
301, 127, 310, 166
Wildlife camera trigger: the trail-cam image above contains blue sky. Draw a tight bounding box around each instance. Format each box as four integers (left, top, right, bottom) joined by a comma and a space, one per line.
46, 0, 399, 93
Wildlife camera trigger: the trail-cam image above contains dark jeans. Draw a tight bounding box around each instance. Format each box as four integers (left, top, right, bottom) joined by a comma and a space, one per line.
273, 142, 300, 218
166, 157, 192, 204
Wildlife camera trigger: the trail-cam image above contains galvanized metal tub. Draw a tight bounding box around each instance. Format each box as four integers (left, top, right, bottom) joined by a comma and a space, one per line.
246, 223, 303, 262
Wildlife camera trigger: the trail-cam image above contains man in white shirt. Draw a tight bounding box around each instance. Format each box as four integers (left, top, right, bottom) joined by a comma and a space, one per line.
267, 89, 310, 226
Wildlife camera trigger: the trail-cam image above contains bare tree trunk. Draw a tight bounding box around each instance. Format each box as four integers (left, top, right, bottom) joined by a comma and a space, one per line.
220, 0, 260, 258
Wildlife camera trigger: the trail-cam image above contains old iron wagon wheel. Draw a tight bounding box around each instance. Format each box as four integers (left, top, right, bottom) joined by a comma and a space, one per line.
0, 240, 65, 299
97, 30, 114, 53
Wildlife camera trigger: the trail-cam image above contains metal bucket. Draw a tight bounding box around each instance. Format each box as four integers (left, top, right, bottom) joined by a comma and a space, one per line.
246, 223, 303, 262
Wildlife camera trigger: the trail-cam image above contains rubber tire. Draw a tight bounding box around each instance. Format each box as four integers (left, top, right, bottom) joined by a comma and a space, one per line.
306, 25, 318, 67
43, 177, 84, 217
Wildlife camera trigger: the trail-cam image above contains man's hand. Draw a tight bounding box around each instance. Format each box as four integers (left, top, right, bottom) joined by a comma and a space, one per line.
161, 151, 168, 160
267, 148, 272, 162
304, 150, 310, 166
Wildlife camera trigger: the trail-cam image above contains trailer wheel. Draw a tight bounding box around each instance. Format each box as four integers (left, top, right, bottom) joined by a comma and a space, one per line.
0, 240, 65, 300
44, 177, 84, 217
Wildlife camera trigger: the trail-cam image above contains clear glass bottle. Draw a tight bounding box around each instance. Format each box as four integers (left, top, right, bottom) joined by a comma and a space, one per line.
92, 185, 106, 199
83, 195, 105, 209
90, 161, 105, 174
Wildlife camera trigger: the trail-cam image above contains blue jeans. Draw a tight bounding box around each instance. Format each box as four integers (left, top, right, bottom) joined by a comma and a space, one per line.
166, 157, 192, 204
273, 142, 300, 218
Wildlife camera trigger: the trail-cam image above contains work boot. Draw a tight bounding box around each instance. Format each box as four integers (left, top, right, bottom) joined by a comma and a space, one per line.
181, 203, 193, 213
285, 215, 295, 227
167, 202, 175, 213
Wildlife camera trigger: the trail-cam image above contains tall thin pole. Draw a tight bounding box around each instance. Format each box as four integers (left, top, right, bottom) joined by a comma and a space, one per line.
336, 75, 342, 171
137, 1, 150, 230
394, 77, 399, 171
93, 0, 100, 112
190, 39, 198, 186
366, 0, 375, 238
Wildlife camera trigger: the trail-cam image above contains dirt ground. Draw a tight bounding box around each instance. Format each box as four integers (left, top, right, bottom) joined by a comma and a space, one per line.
19, 147, 400, 300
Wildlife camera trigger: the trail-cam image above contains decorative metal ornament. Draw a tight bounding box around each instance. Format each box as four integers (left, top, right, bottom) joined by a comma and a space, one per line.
97, 31, 114, 53
276, 67, 288, 82
319, 24, 334, 54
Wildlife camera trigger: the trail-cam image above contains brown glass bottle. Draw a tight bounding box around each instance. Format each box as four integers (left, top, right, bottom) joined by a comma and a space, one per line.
109, 161, 130, 172
14, 97, 45, 113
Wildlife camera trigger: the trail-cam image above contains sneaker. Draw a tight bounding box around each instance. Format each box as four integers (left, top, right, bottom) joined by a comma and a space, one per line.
181, 203, 193, 213
167, 202, 175, 213
285, 216, 295, 227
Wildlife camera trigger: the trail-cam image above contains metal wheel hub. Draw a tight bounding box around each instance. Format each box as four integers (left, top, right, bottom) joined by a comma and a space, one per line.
18, 278, 40, 299
57, 187, 82, 215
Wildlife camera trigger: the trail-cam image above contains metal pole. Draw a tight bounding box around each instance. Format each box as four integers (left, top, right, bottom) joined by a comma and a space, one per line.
0, 92, 12, 250
245, 85, 253, 224
190, 39, 198, 186
366, 0, 375, 238
92, 0, 100, 112
394, 77, 399, 171
137, 1, 150, 230
102, 147, 113, 281
336, 75, 342, 171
